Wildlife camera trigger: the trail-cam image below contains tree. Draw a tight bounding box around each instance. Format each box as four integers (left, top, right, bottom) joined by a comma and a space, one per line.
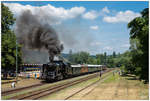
106, 56, 114, 68
128, 8, 149, 82
71, 51, 90, 64
2, 3, 15, 34
2, 3, 22, 78
96, 54, 105, 64
112, 51, 116, 58
88, 57, 97, 64
104, 52, 107, 65
68, 49, 73, 62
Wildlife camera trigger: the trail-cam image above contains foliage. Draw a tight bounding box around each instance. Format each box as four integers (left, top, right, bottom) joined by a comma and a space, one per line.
67, 50, 135, 72
96, 53, 107, 65
70, 51, 90, 64
1, 3, 15, 34
68, 49, 73, 62
112, 51, 116, 58
128, 8, 149, 82
1, 3, 22, 74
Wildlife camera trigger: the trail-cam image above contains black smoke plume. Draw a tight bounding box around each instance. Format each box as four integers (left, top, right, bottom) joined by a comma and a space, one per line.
15, 10, 63, 62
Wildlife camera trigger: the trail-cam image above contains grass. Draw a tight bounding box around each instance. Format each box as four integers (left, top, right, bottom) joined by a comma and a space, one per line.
123, 76, 149, 100
102, 73, 149, 100
103, 73, 119, 83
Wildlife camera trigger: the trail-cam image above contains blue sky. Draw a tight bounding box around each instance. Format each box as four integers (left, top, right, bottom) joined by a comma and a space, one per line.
3, 1, 149, 55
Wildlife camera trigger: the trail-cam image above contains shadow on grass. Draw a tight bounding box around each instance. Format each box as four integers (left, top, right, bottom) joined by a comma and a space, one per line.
121, 74, 148, 84
127, 77, 138, 80
121, 74, 138, 80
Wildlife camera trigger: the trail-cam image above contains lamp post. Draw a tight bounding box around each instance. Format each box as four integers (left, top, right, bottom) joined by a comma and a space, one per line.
16, 40, 18, 83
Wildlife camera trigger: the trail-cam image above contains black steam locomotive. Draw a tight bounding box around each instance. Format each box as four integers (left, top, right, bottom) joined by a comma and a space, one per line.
41, 60, 107, 81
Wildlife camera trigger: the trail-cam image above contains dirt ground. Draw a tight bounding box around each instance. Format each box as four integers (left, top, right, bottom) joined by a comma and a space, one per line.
40, 72, 149, 100
1, 77, 43, 92
70, 74, 149, 100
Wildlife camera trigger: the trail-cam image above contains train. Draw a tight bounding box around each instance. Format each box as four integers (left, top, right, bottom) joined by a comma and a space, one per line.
41, 60, 107, 81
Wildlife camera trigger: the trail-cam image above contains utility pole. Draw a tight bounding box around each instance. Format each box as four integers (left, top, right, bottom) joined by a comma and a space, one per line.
16, 41, 18, 83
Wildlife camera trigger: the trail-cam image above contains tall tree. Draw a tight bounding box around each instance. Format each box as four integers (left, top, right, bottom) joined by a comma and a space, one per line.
2, 3, 22, 77
2, 3, 15, 34
104, 52, 107, 65
68, 49, 73, 62
96, 54, 104, 64
128, 8, 149, 82
112, 51, 116, 58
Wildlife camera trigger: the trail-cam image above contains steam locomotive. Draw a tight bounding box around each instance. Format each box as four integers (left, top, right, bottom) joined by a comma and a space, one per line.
41, 60, 107, 81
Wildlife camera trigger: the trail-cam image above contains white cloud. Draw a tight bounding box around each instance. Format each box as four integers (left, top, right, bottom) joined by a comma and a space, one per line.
90, 25, 99, 30
103, 10, 141, 23
103, 46, 113, 51
82, 7, 110, 20
102, 6, 110, 13
121, 44, 130, 48
90, 42, 101, 46
4, 3, 86, 25
82, 10, 98, 20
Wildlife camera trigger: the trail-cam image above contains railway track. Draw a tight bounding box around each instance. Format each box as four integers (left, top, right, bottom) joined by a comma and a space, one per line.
64, 70, 113, 100
2, 72, 98, 96
8, 69, 114, 100
2, 82, 46, 96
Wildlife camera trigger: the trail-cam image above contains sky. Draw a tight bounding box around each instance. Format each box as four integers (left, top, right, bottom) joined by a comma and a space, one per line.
3, 1, 149, 55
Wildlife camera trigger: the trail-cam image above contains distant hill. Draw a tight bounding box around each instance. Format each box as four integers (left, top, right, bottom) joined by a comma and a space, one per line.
90, 55, 96, 58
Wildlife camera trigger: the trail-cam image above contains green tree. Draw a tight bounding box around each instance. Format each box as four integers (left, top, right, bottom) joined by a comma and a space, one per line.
79, 51, 90, 64
96, 54, 105, 64
2, 3, 22, 78
68, 49, 73, 62
128, 8, 149, 82
104, 52, 107, 65
107, 56, 114, 68
88, 57, 97, 64
2, 3, 15, 34
113, 51, 116, 58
